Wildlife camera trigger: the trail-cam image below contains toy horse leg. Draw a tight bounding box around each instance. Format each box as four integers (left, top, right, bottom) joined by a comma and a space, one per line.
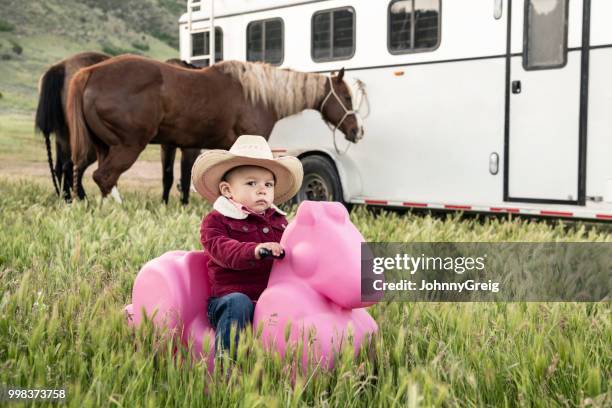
292, 314, 343, 372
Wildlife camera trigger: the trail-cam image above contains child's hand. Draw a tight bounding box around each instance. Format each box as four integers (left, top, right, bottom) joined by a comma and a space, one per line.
255, 242, 284, 259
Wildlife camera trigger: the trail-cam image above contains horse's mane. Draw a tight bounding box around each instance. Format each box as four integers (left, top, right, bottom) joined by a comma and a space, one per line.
215, 60, 327, 118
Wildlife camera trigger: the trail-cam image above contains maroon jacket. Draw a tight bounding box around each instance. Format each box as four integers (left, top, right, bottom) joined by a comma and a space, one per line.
200, 196, 288, 301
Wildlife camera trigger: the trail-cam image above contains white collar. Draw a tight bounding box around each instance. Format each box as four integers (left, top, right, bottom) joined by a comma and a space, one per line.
212, 196, 287, 219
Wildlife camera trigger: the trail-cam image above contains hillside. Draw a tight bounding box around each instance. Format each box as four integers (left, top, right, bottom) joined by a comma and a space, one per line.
0, 0, 185, 115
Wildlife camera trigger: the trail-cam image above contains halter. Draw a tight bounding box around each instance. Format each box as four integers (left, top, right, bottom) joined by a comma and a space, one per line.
319, 76, 368, 155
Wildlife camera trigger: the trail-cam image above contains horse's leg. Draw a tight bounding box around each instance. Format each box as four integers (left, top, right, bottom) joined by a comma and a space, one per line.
93, 144, 145, 198
54, 139, 70, 201
73, 146, 97, 200
62, 160, 73, 201
180, 148, 200, 205
86, 142, 107, 205
74, 162, 88, 200
161, 144, 176, 204
53, 125, 75, 201
68, 154, 92, 201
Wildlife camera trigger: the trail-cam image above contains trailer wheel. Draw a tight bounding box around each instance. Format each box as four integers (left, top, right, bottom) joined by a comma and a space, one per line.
294, 155, 344, 205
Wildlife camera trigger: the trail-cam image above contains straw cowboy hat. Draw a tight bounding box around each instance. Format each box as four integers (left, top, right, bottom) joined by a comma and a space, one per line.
191, 135, 304, 205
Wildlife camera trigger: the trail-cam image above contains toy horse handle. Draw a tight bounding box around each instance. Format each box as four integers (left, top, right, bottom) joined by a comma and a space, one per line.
258, 247, 285, 259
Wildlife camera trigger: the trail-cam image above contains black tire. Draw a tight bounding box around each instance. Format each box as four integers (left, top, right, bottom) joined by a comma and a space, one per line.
294, 155, 346, 206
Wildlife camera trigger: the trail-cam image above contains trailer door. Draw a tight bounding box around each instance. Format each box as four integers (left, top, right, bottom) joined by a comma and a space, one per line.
507, 0, 583, 203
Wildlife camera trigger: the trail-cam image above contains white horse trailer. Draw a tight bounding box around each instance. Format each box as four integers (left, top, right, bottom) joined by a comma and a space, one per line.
179, 0, 612, 221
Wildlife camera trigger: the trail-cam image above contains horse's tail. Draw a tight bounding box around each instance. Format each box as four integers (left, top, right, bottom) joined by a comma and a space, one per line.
35, 63, 65, 196
66, 68, 93, 196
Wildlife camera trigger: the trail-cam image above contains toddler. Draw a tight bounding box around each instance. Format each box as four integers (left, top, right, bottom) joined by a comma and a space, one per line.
191, 135, 303, 353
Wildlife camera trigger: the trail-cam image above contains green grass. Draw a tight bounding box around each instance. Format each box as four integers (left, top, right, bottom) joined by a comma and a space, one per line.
0, 19, 15, 32
0, 113, 39, 161
0, 113, 163, 163
0, 0, 183, 116
0, 0, 184, 170
0, 177, 610, 407
131, 40, 150, 52
101, 42, 141, 56
0, 32, 179, 116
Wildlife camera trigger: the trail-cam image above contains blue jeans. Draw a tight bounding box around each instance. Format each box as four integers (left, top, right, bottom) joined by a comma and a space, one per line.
207, 292, 254, 353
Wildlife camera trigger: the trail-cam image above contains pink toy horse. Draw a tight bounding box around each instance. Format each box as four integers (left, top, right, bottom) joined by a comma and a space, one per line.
254, 201, 378, 370
124, 201, 378, 371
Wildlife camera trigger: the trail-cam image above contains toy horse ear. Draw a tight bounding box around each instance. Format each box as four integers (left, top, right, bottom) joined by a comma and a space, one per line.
323, 202, 347, 224
337, 67, 345, 81
295, 202, 316, 226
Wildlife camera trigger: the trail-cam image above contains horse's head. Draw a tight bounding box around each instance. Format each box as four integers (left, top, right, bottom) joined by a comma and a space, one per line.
281, 201, 369, 309
319, 68, 364, 143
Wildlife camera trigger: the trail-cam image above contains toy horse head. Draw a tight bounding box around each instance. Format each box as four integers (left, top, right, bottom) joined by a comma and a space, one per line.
275, 201, 372, 309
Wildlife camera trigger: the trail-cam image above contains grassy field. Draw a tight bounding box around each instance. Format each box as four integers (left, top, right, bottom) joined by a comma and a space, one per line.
0, 113, 164, 164
0, 0, 183, 116
0, 177, 610, 407
0, 31, 179, 117
0, 0, 181, 168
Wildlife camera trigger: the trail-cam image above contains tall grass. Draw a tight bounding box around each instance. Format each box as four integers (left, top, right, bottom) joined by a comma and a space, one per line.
0, 178, 610, 407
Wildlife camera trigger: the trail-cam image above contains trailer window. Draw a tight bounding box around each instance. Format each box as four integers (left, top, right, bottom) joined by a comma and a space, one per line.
524, 0, 568, 70
312, 7, 355, 62
247, 18, 284, 65
388, 0, 440, 54
191, 27, 223, 66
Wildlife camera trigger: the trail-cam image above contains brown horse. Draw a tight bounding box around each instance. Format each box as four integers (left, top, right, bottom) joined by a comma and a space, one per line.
66, 55, 363, 199
36, 52, 108, 200
35, 52, 201, 204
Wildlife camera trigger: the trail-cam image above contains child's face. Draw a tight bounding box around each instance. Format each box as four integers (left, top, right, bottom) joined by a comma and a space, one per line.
219, 166, 275, 213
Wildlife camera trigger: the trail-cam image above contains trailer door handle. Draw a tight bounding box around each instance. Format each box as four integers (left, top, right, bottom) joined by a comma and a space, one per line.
512, 80, 522, 94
